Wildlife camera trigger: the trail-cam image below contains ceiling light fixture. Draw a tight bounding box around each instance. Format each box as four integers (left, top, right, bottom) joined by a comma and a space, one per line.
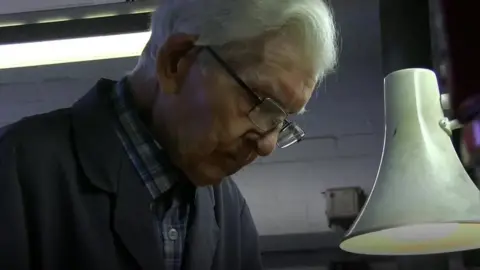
0, 31, 150, 69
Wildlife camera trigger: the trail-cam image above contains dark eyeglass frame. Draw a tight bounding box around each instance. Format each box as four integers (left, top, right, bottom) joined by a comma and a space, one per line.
204, 46, 305, 148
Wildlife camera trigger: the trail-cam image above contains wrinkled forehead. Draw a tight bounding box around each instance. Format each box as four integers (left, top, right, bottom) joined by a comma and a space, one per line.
208, 36, 318, 114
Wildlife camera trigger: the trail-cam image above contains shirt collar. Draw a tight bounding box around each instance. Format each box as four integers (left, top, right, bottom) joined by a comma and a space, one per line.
112, 77, 180, 197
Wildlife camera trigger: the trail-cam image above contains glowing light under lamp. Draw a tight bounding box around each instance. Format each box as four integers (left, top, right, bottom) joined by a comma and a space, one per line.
378, 223, 459, 242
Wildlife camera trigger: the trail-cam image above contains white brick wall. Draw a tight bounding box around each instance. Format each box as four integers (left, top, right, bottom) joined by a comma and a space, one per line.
236, 136, 383, 235
0, 58, 137, 127
0, 0, 384, 237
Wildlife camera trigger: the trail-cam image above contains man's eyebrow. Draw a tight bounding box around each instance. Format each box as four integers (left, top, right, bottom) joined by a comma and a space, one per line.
252, 80, 306, 115
259, 90, 293, 114
261, 89, 303, 115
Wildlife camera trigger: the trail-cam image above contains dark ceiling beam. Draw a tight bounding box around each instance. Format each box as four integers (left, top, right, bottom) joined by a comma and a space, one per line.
0, 1, 155, 46
0, 13, 151, 45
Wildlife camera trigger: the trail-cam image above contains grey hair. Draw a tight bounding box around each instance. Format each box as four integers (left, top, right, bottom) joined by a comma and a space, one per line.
134, 0, 338, 85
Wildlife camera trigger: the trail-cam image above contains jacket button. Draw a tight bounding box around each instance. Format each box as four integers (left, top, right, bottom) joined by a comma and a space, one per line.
168, 228, 178, 241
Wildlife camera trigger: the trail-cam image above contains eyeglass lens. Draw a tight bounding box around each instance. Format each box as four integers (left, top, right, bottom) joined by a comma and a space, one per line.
277, 121, 305, 148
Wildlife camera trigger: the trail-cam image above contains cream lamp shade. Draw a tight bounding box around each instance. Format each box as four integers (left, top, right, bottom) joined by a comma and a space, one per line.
339, 68, 480, 255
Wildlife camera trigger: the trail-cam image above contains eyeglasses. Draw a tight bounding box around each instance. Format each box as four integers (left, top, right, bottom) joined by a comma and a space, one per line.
205, 46, 305, 148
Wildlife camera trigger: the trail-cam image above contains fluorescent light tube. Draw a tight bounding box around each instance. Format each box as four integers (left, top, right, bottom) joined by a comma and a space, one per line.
0, 31, 150, 69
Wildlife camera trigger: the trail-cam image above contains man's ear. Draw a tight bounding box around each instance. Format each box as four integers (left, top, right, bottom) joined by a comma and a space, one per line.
156, 33, 200, 94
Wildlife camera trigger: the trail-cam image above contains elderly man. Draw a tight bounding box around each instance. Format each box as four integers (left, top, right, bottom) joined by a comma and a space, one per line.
0, 0, 337, 269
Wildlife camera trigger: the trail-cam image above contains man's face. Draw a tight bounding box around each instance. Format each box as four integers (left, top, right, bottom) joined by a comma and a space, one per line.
152, 35, 316, 186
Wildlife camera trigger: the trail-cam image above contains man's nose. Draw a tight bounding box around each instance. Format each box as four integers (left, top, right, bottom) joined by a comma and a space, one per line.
255, 130, 279, 156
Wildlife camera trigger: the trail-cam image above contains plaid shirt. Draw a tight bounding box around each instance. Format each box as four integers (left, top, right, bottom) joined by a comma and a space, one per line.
111, 78, 193, 270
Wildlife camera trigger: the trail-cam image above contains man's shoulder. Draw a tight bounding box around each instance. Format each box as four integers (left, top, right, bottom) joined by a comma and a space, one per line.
0, 125, 11, 139
0, 108, 73, 149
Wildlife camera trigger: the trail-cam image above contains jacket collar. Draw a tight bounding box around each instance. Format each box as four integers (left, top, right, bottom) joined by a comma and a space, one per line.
71, 79, 219, 270
71, 78, 123, 193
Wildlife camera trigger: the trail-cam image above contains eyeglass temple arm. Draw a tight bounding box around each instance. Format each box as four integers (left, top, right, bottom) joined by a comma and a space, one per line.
204, 46, 261, 103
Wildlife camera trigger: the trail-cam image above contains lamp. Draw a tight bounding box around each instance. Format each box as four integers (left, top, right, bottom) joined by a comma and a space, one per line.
339, 68, 480, 255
